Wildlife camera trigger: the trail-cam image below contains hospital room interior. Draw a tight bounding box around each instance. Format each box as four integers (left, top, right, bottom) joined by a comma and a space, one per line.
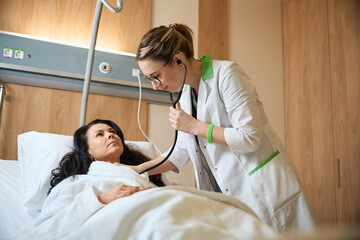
0, 0, 359, 239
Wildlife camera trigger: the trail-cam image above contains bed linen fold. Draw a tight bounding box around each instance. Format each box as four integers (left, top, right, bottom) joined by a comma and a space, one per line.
1, 160, 282, 239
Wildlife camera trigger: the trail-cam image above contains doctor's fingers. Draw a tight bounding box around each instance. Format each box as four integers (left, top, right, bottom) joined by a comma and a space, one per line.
169, 106, 188, 119
168, 115, 181, 128
169, 104, 183, 113
168, 110, 178, 120
169, 115, 188, 130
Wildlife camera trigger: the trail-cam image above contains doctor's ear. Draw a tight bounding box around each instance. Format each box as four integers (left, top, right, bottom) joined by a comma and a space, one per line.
173, 53, 184, 66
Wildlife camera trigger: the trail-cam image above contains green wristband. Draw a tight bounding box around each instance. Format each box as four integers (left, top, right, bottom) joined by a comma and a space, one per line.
207, 124, 215, 143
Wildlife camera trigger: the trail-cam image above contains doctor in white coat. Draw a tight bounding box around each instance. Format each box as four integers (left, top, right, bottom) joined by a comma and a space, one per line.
133, 23, 315, 232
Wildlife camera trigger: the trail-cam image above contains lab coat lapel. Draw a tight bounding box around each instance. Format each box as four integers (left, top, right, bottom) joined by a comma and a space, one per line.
196, 79, 208, 122
180, 86, 192, 116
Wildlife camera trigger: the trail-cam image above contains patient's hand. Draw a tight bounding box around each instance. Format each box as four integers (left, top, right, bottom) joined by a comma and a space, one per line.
97, 184, 150, 204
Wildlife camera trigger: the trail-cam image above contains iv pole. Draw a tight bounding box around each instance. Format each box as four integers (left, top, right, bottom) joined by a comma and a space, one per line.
79, 0, 122, 127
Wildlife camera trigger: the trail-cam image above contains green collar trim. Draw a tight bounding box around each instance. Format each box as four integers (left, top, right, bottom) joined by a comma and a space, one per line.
200, 54, 213, 79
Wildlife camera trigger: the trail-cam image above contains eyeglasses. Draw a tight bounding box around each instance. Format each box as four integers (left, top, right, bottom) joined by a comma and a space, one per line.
143, 58, 172, 85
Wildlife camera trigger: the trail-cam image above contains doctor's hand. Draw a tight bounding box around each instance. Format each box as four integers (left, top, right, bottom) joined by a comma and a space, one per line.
170, 104, 228, 147
97, 184, 151, 204
169, 103, 199, 135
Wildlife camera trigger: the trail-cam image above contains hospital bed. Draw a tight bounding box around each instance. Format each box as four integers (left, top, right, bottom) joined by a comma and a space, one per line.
0, 131, 283, 240
0, 27, 281, 239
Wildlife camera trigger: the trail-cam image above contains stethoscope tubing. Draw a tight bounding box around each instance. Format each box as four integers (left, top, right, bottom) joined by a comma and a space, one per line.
139, 63, 187, 174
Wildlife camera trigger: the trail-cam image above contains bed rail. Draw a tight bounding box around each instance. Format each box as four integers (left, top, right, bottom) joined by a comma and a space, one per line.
0, 79, 5, 127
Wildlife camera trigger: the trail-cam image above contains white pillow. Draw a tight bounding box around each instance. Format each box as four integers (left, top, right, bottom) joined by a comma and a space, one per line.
126, 141, 158, 160
17, 131, 159, 218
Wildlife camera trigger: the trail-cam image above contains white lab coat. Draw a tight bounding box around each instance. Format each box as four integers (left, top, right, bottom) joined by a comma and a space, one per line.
166, 60, 315, 231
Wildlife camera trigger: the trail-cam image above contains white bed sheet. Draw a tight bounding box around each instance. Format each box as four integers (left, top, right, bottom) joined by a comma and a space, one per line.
0, 160, 34, 238
0, 160, 283, 240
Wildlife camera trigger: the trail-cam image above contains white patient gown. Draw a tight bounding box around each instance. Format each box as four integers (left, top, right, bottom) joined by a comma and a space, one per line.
34, 161, 155, 234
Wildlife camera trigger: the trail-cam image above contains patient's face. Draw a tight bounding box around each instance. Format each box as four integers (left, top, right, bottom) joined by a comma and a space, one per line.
86, 123, 124, 163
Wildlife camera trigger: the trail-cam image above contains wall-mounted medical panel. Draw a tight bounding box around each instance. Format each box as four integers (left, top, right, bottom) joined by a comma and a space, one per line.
0, 31, 171, 104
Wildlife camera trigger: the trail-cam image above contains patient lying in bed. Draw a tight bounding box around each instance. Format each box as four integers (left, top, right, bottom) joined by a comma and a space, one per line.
32, 119, 282, 239
35, 119, 160, 228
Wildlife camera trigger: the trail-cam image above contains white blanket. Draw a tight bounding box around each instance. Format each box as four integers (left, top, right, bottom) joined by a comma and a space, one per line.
30, 161, 282, 239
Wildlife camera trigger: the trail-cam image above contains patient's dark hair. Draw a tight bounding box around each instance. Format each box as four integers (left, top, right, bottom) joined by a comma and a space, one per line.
49, 119, 164, 193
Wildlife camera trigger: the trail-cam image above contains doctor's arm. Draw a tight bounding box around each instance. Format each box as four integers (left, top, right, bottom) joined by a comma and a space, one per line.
169, 63, 262, 153
169, 104, 228, 147
128, 156, 178, 175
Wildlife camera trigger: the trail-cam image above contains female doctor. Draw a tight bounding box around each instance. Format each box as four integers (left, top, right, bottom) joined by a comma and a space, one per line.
132, 23, 314, 232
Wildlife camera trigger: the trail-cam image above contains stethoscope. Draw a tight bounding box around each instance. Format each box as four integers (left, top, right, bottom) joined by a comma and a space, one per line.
139, 61, 187, 174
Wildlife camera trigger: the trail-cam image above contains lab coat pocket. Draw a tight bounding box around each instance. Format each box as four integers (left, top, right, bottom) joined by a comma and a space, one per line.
242, 133, 302, 213
250, 151, 302, 214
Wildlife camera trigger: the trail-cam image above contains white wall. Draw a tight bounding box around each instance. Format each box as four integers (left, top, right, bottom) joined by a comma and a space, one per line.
151, 0, 199, 58
148, 0, 284, 187
148, 0, 198, 187
229, 0, 285, 142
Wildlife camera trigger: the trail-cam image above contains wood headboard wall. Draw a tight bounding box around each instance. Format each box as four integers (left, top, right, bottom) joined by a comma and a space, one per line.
0, 0, 151, 53
0, 84, 148, 160
0, 0, 152, 160
198, 0, 228, 60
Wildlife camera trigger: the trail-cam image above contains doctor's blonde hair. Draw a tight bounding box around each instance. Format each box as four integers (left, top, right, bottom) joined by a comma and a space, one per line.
136, 23, 194, 62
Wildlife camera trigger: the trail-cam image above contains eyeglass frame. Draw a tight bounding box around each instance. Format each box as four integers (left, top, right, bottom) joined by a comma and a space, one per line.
142, 57, 172, 85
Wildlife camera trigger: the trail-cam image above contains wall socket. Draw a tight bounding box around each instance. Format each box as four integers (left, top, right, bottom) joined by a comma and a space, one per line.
132, 68, 140, 77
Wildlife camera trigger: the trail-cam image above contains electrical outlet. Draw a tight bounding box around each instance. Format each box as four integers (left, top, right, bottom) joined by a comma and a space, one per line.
132, 69, 140, 77
14, 49, 24, 59
3, 47, 13, 58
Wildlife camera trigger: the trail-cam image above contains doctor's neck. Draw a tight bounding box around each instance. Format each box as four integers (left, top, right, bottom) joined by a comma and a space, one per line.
185, 58, 203, 94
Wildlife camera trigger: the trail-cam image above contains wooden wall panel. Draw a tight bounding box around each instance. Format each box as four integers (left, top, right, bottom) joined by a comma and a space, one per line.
0, 84, 148, 160
283, 0, 336, 226
0, 0, 151, 53
328, 0, 360, 225
282, 0, 294, 5
198, 0, 228, 59
0, 0, 152, 160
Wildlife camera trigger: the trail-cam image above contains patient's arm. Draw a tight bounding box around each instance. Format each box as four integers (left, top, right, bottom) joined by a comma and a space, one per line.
35, 182, 149, 233
97, 184, 150, 204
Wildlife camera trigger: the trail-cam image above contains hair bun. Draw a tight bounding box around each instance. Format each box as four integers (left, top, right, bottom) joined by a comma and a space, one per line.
136, 23, 194, 61
169, 23, 180, 31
